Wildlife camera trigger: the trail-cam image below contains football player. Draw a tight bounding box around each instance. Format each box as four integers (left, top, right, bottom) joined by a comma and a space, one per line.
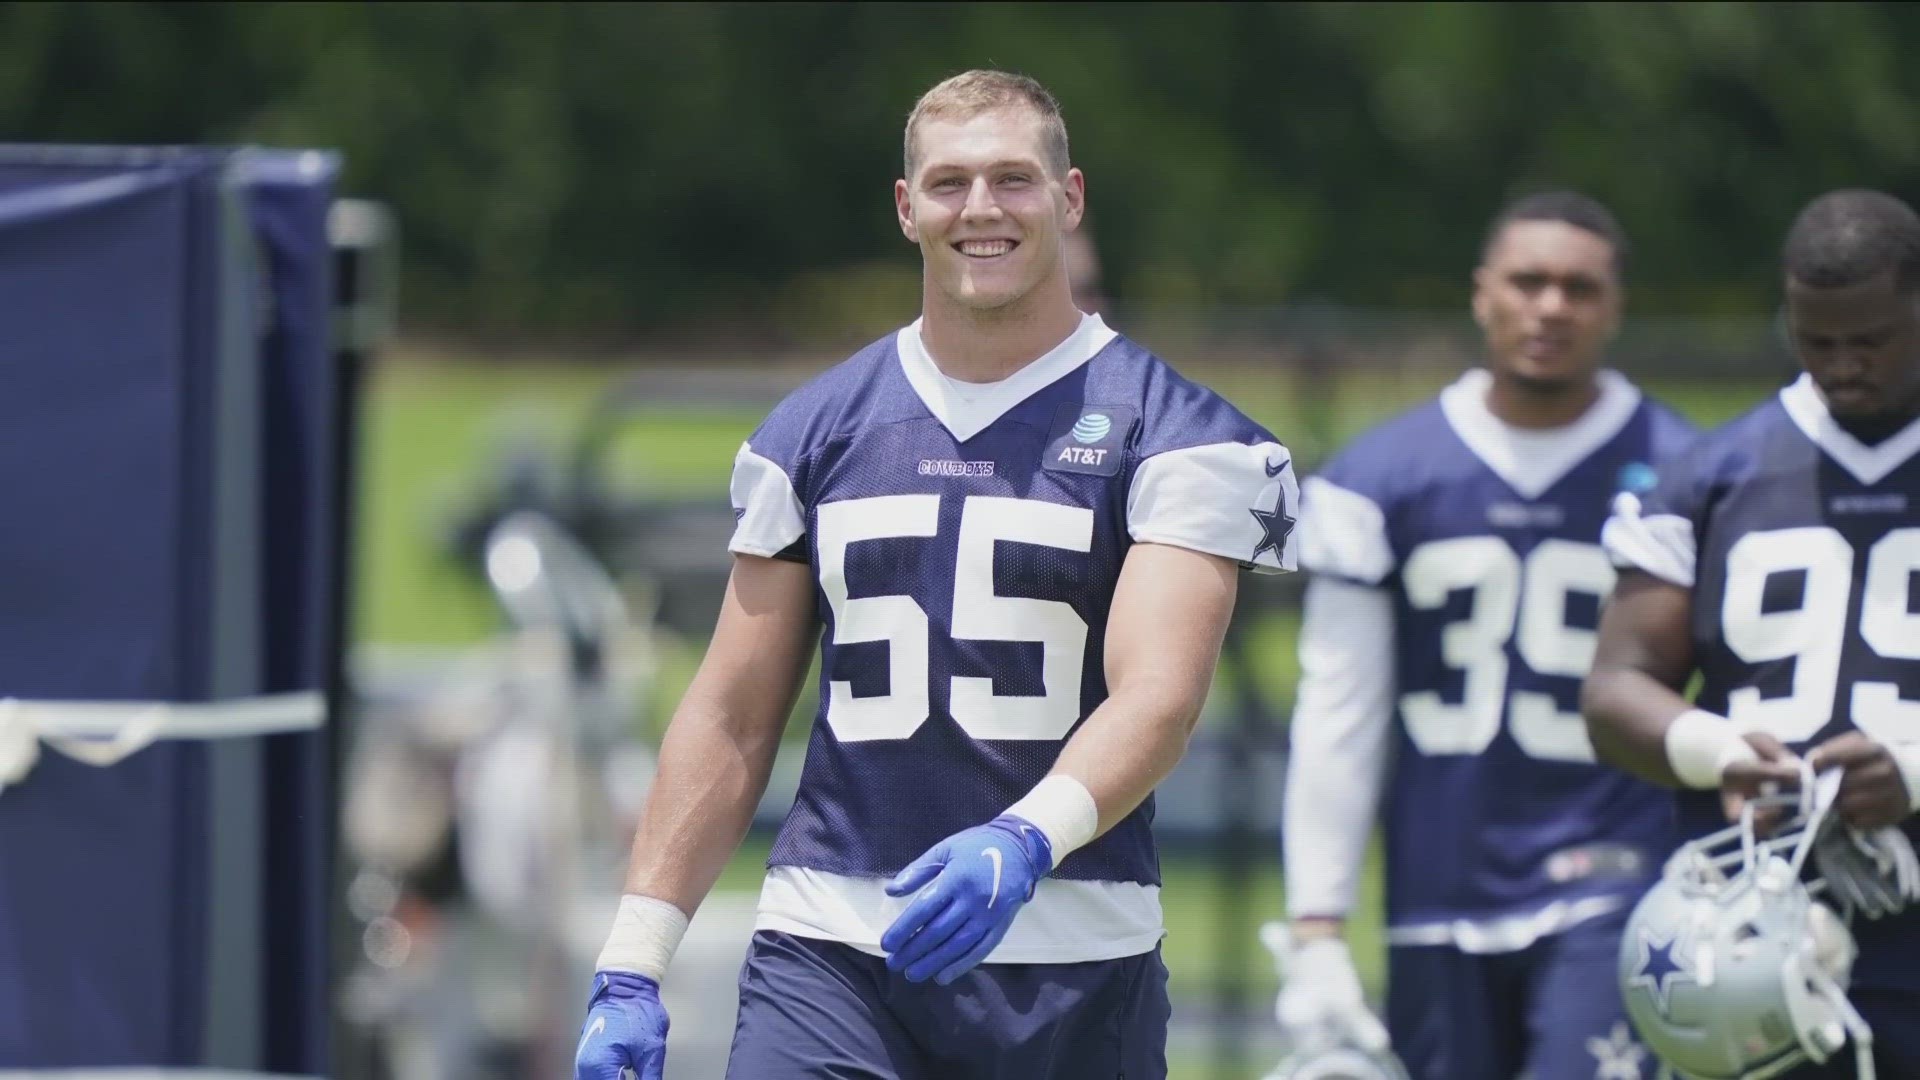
572, 69, 1298, 1080
1272, 191, 1692, 1080
1586, 188, 1920, 1076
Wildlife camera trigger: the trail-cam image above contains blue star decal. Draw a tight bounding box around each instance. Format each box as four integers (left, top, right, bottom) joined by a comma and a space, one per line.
1249, 504, 1294, 563
1628, 929, 1693, 1017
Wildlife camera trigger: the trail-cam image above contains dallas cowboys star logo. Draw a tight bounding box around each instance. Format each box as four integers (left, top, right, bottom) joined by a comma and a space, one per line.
1586, 1021, 1648, 1080
1249, 468, 1294, 563
1249, 505, 1293, 563
1627, 928, 1693, 1018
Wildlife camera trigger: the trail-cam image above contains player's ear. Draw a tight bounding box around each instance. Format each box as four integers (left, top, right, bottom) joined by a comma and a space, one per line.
1061, 168, 1086, 230
1470, 265, 1493, 327
895, 178, 919, 244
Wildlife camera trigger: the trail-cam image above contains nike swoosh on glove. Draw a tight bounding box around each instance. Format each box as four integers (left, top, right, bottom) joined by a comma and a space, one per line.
880, 814, 1053, 985
575, 971, 670, 1080
1262, 923, 1390, 1054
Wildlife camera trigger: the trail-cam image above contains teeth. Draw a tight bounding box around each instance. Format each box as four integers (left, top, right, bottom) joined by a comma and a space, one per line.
958, 240, 1014, 257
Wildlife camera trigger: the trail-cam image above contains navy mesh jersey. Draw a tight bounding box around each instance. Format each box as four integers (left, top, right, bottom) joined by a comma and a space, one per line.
1618, 375, 1920, 991
1302, 372, 1695, 928
728, 316, 1295, 886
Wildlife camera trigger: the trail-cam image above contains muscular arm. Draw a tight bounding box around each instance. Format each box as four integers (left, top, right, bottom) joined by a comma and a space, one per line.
1581, 569, 1697, 785
1049, 541, 1240, 834
621, 553, 816, 914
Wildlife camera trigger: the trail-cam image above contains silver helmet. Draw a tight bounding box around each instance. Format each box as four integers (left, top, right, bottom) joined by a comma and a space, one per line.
1618, 772, 1876, 1080
1263, 1036, 1410, 1080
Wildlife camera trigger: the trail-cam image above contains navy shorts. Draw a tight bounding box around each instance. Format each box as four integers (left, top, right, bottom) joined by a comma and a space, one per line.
724, 931, 1170, 1079
1387, 908, 1652, 1080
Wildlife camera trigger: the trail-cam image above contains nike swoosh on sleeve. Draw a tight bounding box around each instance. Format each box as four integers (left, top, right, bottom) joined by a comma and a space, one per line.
982, 847, 1004, 908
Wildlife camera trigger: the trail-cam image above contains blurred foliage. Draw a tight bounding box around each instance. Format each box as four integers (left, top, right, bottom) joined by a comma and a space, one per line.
8, 2, 1920, 334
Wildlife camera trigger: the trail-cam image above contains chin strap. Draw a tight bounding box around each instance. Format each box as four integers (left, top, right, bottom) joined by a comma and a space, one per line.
1823, 977, 1877, 1080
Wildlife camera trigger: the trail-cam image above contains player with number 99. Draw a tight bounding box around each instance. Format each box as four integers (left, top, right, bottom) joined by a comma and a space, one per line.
1586, 190, 1920, 1076
1267, 192, 1693, 1080
572, 69, 1297, 1080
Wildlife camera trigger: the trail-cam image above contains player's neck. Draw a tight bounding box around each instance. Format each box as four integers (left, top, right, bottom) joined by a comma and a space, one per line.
919, 280, 1084, 384
1834, 409, 1920, 446
1483, 371, 1603, 430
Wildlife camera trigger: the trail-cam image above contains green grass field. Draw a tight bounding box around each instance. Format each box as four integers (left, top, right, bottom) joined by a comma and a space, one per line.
354, 353, 1780, 1029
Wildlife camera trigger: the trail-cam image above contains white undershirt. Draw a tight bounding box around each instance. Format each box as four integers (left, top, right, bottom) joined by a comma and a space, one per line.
1282, 576, 1397, 919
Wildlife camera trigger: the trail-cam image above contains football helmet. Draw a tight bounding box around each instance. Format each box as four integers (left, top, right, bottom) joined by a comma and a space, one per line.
1618, 767, 1877, 1080
1260, 922, 1409, 1080
1261, 1039, 1410, 1080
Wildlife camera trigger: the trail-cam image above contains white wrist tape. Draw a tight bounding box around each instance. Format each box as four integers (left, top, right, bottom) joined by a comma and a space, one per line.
1886, 743, 1920, 813
1665, 709, 1757, 789
1004, 773, 1100, 862
595, 894, 689, 982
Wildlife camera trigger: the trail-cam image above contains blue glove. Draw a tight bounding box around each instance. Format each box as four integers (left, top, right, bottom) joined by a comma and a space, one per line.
574, 971, 670, 1080
880, 814, 1054, 985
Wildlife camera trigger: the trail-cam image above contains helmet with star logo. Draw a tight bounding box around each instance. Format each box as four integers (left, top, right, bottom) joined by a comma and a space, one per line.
1617, 779, 1873, 1079
1261, 1038, 1409, 1080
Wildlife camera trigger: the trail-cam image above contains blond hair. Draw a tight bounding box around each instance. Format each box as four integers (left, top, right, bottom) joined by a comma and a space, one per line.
903, 69, 1071, 180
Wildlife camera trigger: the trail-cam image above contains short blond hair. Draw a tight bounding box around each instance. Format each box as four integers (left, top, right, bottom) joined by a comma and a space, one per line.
903, 69, 1071, 180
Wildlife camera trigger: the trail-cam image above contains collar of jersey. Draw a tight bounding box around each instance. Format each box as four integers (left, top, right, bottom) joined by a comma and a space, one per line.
1780, 372, 1920, 486
1438, 367, 1643, 500
896, 311, 1118, 442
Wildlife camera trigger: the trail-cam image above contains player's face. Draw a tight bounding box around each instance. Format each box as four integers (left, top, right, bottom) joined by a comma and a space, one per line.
1785, 270, 1920, 419
1472, 221, 1622, 391
896, 108, 1085, 313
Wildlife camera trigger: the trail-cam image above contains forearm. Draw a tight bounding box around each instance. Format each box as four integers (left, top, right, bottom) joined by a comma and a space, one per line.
614, 554, 815, 917
1035, 543, 1237, 847
622, 682, 787, 915
1579, 568, 1752, 790
1581, 664, 1693, 786
1052, 673, 1211, 835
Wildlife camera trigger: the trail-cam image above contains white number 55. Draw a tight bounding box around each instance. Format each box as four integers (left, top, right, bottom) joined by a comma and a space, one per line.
814, 494, 1093, 744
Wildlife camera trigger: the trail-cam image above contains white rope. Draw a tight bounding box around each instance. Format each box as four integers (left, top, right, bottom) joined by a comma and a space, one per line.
0, 691, 324, 790
0, 1071, 318, 1080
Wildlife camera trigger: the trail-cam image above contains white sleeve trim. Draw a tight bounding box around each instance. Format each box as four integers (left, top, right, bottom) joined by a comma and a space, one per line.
1126, 440, 1297, 574
1600, 491, 1695, 587
727, 441, 806, 557
1284, 576, 1395, 919
1296, 478, 1393, 586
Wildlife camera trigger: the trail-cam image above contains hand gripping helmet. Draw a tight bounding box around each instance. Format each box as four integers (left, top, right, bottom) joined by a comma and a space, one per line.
1618, 771, 1876, 1080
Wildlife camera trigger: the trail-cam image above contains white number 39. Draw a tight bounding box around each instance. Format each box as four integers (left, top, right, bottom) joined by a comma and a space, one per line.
1398, 537, 1616, 762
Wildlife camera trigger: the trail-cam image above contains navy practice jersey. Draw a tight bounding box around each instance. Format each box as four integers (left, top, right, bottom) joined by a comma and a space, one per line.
1300, 370, 1694, 939
1605, 373, 1920, 991
729, 314, 1293, 895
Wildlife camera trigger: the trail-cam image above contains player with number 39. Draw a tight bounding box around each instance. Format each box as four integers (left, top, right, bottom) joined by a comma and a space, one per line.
1586, 190, 1920, 1076
573, 69, 1297, 1080
1268, 192, 1692, 1080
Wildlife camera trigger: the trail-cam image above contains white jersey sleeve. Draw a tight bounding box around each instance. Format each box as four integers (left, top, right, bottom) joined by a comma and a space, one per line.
1296, 477, 1395, 586
1126, 441, 1299, 574
727, 440, 807, 558
1600, 490, 1697, 587
1283, 574, 1396, 919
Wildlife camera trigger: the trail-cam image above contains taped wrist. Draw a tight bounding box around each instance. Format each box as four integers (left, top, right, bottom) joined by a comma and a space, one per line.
595, 894, 689, 982
1003, 773, 1099, 865
1665, 709, 1757, 789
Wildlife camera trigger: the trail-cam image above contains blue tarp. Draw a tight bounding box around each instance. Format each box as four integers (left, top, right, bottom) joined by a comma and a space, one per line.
0, 145, 340, 1076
